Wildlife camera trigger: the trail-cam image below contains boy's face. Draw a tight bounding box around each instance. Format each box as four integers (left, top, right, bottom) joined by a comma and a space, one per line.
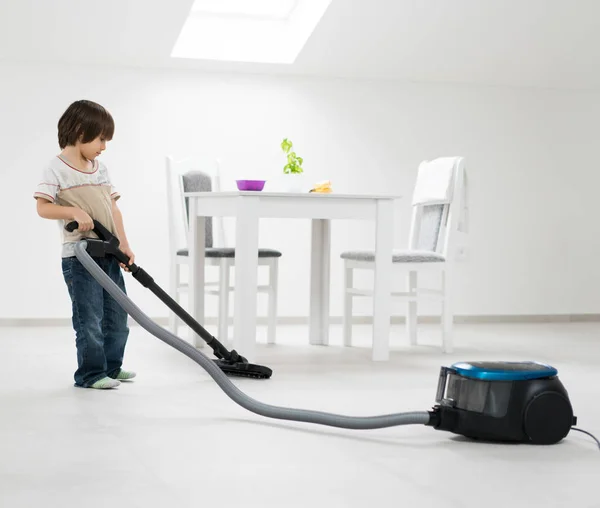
79, 135, 107, 161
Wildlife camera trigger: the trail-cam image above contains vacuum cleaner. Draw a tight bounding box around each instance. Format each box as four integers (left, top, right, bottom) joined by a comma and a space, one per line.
65, 220, 599, 448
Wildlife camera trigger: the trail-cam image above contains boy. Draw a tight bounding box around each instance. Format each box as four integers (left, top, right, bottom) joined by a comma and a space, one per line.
34, 99, 136, 389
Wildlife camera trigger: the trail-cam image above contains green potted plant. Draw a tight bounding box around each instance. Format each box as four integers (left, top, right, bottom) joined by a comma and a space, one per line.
281, 138, 305, 192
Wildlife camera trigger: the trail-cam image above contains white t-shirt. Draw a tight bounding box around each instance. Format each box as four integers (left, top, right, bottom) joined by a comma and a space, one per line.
34, 155, 121, 257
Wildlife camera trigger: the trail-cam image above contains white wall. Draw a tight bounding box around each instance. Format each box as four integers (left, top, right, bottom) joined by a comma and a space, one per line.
1, 61, 598, 322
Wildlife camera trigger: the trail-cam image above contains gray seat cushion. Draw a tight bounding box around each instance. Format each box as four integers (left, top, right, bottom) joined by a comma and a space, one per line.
178, 248, 282, 258
340, 250, 445, 263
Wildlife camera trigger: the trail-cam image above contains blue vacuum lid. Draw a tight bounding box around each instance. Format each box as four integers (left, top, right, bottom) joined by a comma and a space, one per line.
450, 361, 558, 381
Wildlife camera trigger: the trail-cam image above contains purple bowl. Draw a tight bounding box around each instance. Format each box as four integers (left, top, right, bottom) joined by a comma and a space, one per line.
236, 179, 266, 191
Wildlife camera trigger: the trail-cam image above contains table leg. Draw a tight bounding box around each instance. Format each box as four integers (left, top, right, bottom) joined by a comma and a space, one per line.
187, 198, 205, 349
372, 200, 394, 361
309, 219, 331, 346
233, 197, 260, 360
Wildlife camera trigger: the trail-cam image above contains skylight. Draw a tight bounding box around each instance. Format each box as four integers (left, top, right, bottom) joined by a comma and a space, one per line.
170, 0, 332, 64
190, 0, 299, 20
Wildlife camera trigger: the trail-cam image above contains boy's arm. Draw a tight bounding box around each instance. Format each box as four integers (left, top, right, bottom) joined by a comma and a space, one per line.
111, 198, 135, 268
36, 198, 94, 231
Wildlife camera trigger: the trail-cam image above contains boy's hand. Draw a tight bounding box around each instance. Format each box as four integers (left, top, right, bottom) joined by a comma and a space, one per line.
71, 209, 94, 232
120, 245, 135, 271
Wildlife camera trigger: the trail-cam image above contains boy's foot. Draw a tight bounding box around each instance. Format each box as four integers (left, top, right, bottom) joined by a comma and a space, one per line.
114, 370, 136, 381
90, 377, 121, 389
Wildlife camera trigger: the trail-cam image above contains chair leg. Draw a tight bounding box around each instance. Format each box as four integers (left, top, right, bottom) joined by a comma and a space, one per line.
407, 271, 418, 346
168, 261, 179, 334
267, 259, 278, 345
343, 264, 353, 346
218, 260, 230, 342
441, 269, 454, 353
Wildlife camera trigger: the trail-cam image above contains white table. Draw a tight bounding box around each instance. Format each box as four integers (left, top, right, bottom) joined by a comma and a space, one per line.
184, 191, 401, 361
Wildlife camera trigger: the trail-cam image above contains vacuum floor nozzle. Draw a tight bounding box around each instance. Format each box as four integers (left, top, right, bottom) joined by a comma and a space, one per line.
213, 360, 272, 379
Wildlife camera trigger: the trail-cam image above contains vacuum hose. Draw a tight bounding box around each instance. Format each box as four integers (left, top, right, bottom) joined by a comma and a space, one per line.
75, 241, 431, 430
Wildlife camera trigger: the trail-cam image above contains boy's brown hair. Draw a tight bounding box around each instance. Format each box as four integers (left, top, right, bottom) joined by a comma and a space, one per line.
57, 100, 114, 149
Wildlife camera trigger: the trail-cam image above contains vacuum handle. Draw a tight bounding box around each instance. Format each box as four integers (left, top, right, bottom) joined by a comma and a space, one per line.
65, 220, 135, 269
65, 219, 114, 243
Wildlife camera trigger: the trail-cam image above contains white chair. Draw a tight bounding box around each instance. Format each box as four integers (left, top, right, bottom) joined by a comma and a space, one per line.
340, 156, 466, 354
166, 155, 282, 344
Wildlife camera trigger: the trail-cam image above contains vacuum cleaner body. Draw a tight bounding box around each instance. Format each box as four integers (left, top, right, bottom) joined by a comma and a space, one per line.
428, 361, 576, 444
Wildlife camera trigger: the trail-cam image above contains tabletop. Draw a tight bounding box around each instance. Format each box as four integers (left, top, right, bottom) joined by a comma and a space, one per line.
183, 191, 402, 200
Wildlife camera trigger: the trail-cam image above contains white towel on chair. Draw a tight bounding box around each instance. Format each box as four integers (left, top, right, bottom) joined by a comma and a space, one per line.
412, 156, 469, 233
412, 157, 457, 205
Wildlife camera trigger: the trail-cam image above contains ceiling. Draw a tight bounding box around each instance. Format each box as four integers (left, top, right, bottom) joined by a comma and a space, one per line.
1, 0, 600, 90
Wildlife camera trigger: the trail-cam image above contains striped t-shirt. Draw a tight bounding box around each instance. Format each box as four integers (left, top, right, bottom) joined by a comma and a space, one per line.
34, 155, 121, 257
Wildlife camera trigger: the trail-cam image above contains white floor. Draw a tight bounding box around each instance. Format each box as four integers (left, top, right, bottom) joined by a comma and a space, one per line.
1, 321, 599, 508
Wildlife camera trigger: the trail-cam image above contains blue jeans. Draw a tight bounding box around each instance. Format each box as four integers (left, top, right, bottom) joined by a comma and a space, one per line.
62, 255, 129, 387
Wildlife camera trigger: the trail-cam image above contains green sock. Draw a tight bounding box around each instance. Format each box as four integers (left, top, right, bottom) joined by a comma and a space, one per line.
115, 370, 136, 381
90, 377, 120, 389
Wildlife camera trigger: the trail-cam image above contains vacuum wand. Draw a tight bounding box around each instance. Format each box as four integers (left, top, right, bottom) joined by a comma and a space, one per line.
65, 220, 271, 379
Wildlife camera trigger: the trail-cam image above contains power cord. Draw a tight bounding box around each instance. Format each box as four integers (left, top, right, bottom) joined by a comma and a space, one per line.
571, 427, 600, 451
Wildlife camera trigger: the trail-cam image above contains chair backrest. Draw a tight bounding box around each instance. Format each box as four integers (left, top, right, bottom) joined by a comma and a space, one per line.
408, 157, 465, 259
165, 155, 225, 255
